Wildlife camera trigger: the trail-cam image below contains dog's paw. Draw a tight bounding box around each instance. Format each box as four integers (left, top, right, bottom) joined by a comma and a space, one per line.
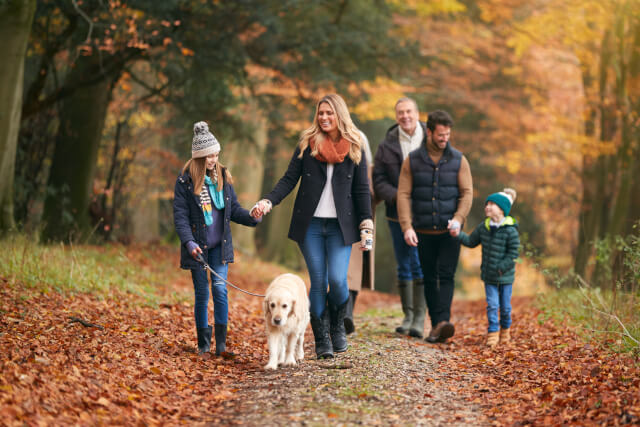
283, 357, 297, 367
264, 362, 278, 371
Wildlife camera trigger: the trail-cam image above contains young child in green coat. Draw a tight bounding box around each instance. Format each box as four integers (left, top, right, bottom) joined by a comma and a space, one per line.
449, 188, 520, 347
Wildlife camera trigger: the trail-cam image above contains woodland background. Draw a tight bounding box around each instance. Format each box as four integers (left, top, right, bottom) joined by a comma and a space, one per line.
1, 0, 639, 295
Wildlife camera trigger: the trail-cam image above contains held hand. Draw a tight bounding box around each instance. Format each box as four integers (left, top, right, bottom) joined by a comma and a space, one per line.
449, 227, 460, 237
447, 219, 460, 232
250, 203, 263, 218
190, 245, 203, 260
404, 228, 418, 247
260, 199, 273, 215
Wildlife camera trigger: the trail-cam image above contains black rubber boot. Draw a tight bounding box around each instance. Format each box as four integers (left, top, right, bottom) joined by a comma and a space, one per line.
343, 290, 358, 335
214, 324, 231, 356
196, 325, 212, 354
329, 300, 348, 353
310, 311, 334, 359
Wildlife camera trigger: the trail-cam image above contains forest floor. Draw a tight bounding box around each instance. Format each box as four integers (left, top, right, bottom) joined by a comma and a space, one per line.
1, 246, 639, 426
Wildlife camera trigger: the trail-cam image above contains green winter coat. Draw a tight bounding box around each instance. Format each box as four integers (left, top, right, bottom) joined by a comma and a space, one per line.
459, 216, 520, 284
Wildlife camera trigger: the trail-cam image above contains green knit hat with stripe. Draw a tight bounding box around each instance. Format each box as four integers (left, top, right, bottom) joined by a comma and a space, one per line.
486, 188, 517, 216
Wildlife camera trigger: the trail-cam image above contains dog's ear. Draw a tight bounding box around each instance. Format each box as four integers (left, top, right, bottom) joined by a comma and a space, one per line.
263, 297, 270, 315
289, 299, 296, 317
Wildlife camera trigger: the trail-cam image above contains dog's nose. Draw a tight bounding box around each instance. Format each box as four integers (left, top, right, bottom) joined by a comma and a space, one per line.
273, 317, 281, 325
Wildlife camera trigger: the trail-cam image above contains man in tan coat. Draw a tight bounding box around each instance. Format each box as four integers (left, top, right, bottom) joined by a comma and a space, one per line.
397, 110, 472, 343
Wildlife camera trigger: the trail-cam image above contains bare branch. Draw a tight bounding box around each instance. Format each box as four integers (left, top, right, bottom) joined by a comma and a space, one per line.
71, 0, 93, 46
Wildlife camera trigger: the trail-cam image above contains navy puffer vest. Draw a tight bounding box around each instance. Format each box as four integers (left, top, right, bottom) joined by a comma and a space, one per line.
409, 143, 462, 231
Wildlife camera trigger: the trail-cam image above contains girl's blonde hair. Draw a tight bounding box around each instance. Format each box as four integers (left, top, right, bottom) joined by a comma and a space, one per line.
297, 94, 362, 164
181, 157, 232, 195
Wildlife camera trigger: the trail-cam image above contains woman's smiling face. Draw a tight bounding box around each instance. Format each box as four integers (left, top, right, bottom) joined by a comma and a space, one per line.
317, 102, 337, 136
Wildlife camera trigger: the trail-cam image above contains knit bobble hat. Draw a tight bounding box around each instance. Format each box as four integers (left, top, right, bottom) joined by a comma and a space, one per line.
192, 121, 220, 158
486, 188, 517, 216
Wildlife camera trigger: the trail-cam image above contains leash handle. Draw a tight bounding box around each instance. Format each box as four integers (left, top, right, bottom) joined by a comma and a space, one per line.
195, 253, 265, 298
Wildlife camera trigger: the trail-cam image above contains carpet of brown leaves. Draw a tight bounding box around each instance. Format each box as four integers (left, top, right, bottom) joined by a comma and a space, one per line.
1, 246, 638, 425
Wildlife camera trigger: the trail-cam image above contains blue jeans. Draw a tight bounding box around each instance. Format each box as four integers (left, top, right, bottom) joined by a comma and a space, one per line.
190, 245, 229, 328
299, 218, 351, 318
388, 220, 423, 281
485, 283, 513, 333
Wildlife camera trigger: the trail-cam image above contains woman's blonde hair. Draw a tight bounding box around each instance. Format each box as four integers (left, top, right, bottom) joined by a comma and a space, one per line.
297, 94, 362, 164
181, 157, 232, 195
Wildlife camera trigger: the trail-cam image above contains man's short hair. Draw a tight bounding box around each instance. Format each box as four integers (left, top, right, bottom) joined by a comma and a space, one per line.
395, 97, 419, 112
426, 110, 454, 132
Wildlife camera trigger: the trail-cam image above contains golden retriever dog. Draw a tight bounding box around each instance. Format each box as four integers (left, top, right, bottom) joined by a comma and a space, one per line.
263, 273, 309, 370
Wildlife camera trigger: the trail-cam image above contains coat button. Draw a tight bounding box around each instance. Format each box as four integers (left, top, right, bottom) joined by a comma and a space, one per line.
433, 226, 437, 229
224, 240, 227, 243
432, 197, 435, 201
348, 212, 351, 216
435, 167, 439, 171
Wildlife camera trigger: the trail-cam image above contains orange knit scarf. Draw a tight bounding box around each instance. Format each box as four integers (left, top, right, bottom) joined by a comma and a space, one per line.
310, 137, 350, 163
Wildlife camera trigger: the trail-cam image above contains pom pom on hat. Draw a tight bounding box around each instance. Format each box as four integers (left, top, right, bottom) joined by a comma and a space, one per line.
192, 121, 220, 158
486, 188, 517, 216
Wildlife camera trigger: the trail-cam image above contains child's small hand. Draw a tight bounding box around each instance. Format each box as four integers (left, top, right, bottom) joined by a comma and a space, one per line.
449, 227, 460, 237
191, 245, 203, 259
250, 204, 263, 218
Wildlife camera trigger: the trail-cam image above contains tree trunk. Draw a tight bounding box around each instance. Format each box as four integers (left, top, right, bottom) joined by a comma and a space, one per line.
0, 0, 36, 232
225, 101, 268, 255
574, 29, 615, 281
255, 131, 304, 270
42, 54, 118, 241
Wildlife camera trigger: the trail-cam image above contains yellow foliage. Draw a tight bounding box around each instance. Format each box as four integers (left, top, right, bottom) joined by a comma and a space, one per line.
388, 0, 466, 16
352, 77, 414, 121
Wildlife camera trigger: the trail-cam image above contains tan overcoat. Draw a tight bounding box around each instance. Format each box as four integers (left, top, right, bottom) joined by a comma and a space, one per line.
347, 131, 377, 291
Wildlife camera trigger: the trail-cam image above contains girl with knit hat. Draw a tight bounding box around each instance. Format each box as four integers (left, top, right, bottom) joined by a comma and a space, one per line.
173, 121, 259, 356
449, 188, 520, 347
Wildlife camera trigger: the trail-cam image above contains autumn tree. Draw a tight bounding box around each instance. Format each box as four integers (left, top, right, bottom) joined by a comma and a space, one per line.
0, 0, 36, 232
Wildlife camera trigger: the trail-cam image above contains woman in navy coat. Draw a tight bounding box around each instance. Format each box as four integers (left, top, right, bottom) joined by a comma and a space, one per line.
252, 94, 373, 359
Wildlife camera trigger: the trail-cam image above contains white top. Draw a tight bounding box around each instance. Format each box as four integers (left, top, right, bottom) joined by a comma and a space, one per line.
398, 124, 423, 160
313, 164, 338, 218
313, 130, 370, 218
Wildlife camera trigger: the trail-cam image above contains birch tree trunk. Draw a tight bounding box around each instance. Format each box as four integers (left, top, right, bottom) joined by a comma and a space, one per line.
0, 0, 36, 232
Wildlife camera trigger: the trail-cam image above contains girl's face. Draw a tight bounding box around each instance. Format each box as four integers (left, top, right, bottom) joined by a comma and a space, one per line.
485, 201, 504, 220
317, 102, 338, 136
205, 153, 218, 171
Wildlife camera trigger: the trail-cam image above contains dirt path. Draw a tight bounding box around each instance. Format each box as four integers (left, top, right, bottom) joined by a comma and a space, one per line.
214, 310, 486, 426
2, 248, 638, 425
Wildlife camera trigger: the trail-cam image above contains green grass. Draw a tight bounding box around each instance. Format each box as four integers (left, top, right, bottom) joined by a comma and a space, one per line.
0, 235, 182, 306
537, 286, 640, 356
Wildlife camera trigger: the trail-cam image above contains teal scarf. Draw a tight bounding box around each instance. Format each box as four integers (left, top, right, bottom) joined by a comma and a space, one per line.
201, 175, 225, 226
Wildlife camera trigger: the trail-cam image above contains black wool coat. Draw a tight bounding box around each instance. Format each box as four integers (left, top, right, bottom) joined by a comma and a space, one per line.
173, 169, 258, 270
263, 145, 372, 246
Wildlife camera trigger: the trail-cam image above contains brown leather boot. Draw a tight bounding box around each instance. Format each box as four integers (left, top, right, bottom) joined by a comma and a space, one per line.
486, 331, 499, 347
425, 321, 455, 343
499, 328, 511, 345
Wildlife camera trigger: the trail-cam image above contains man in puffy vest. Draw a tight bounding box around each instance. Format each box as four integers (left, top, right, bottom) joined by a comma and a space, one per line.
396, 110, 473, 343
